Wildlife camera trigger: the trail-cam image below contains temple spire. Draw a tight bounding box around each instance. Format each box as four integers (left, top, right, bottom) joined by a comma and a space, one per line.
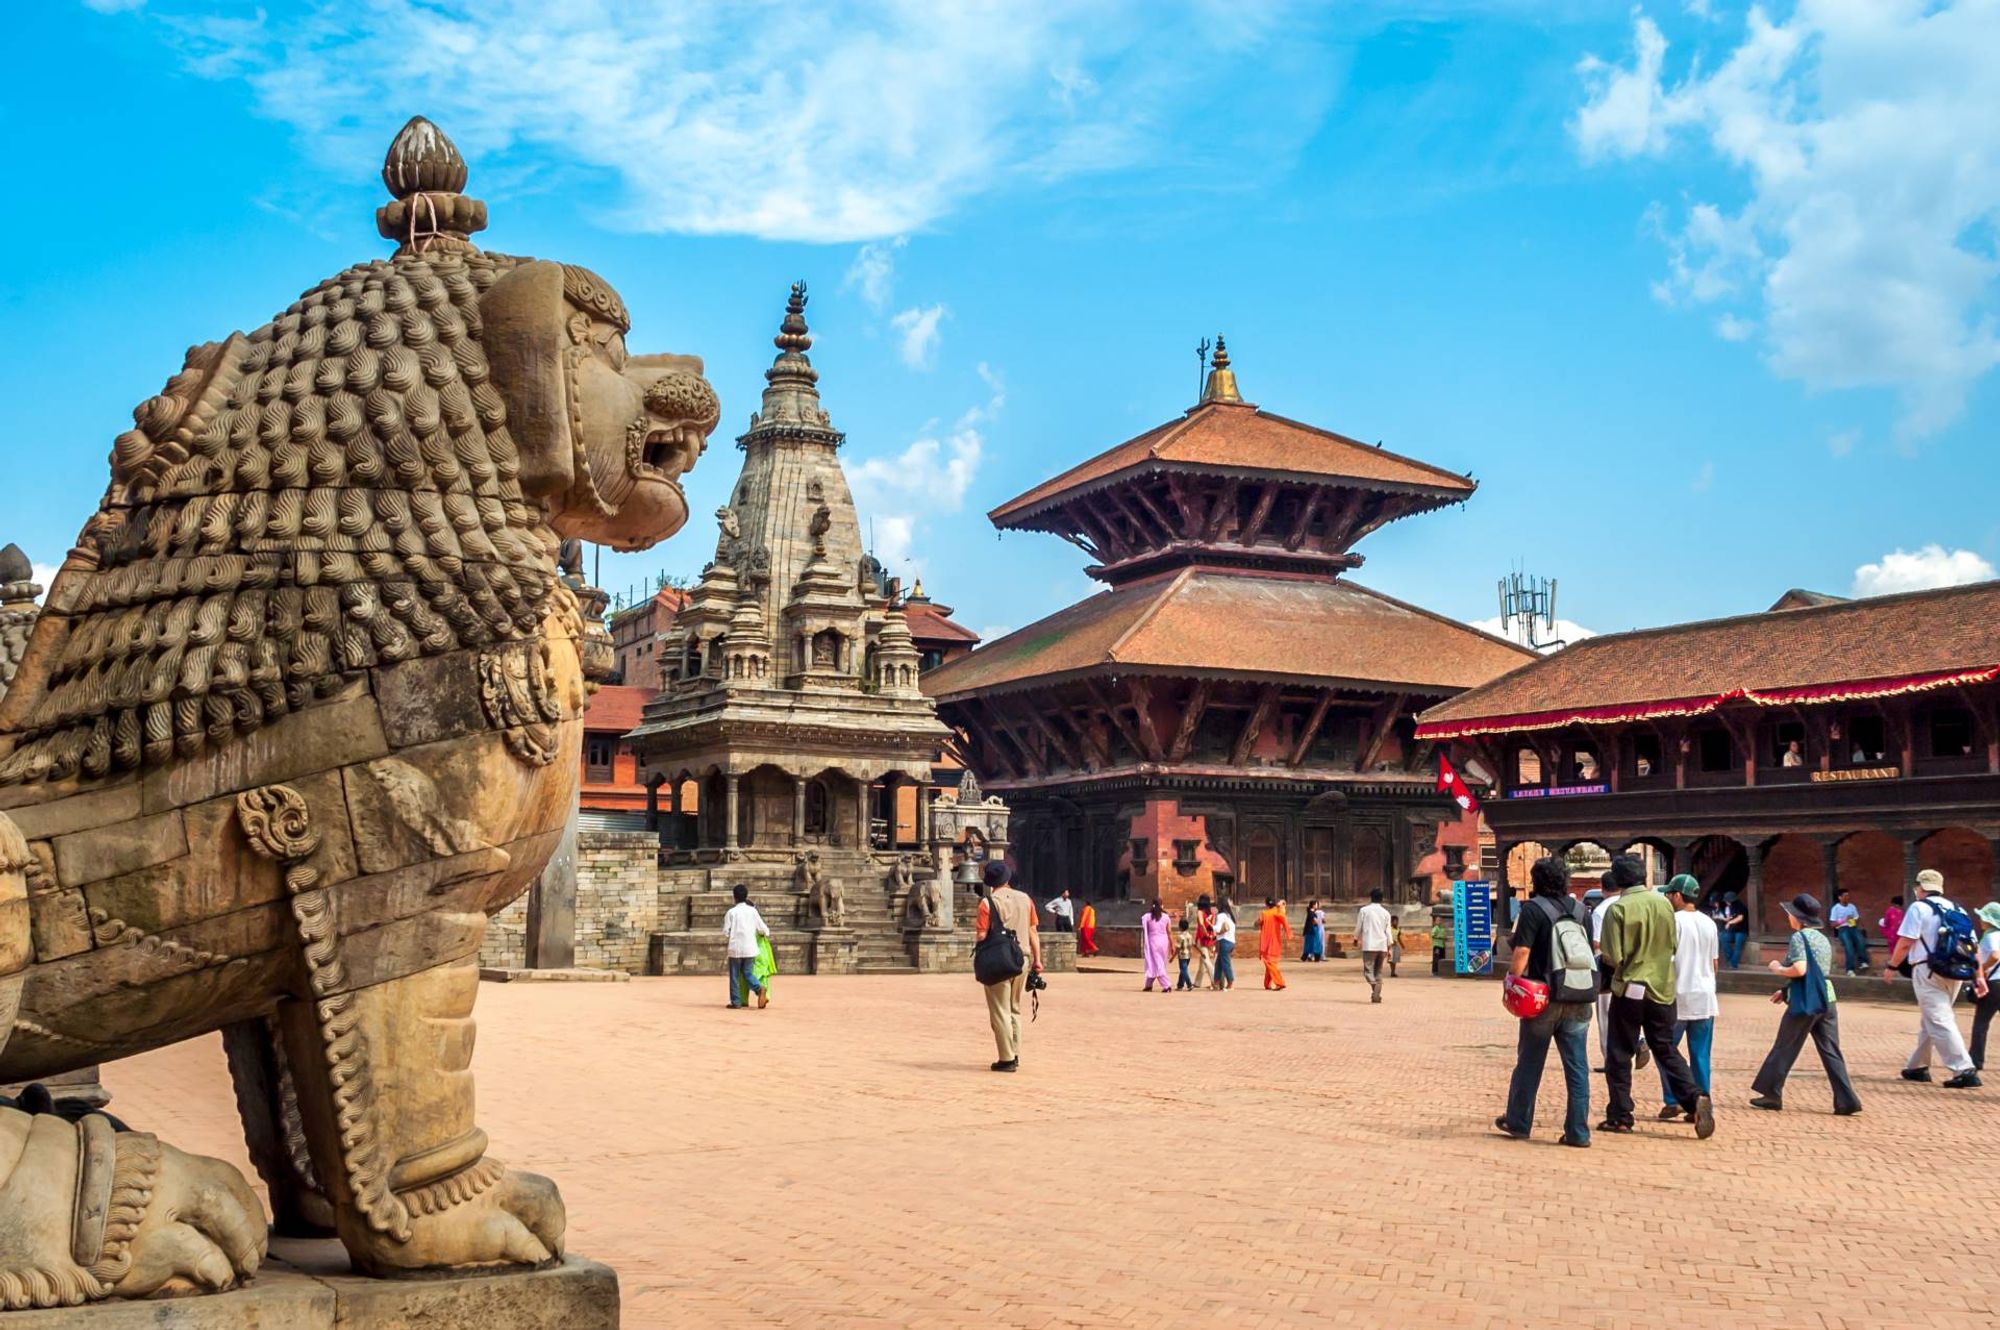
1200, 334, 1243, 405
746, 281, 839, 440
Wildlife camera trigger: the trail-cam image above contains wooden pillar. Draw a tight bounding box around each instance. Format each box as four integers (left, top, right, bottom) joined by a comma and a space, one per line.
723, 773, 740, 852
644, 778, 661, 833
792, 775, 807, 846
1820, 839, 1840, 902
1902, 836, 1921, 894
1743, 839, 1765, 958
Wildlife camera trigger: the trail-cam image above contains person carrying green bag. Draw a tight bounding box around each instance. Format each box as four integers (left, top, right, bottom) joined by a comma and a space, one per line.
723, 884, 773, 1009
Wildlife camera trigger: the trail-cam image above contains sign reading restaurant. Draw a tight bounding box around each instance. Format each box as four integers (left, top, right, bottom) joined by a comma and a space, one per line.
1810, 766, 1899, 784
1506, 782, 1609, 800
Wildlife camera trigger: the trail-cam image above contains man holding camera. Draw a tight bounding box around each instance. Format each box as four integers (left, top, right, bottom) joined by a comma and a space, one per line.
976, 861, 1044, 1072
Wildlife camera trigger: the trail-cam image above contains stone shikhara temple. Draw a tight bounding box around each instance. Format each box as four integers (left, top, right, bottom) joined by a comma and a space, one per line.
616, 285, 1027, 975
925, 343, 1532, 913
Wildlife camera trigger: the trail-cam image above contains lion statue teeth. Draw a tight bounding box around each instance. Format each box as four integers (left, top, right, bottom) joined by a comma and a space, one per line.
0, 116, 715, 1304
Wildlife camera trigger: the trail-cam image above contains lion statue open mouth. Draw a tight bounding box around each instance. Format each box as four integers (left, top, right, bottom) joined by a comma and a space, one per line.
0, 117, 715, 1304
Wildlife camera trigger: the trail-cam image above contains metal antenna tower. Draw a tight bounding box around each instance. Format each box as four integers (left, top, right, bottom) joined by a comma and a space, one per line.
1497, 569, 1564, 651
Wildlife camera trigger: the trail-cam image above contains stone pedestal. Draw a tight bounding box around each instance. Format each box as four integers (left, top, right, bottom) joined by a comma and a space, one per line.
808, 926, 860, 974
909, 929, 970, 973
1, 1244, 618, 1329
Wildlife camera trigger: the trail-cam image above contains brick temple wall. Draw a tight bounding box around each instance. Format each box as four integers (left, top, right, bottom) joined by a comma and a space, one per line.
482, 893, 528, 968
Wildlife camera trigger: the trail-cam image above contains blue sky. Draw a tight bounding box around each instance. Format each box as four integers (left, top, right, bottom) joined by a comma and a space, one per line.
6, 0, 1998, 645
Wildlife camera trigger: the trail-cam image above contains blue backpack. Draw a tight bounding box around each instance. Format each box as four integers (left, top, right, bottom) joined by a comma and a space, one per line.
1922, 898, 1980, 982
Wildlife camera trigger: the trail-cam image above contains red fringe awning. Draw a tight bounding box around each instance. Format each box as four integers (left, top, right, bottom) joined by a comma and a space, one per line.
1415, 664, 2000, 742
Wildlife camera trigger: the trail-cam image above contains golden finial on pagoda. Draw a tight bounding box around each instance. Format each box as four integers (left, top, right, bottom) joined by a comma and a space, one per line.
1201, 334, 1242, 404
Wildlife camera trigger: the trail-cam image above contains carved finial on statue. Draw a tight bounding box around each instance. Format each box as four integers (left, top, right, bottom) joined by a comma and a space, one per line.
1200, 334, 1242, 405
376, 116, 487, 252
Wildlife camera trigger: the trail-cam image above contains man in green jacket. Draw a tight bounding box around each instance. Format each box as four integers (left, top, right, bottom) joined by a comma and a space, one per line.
1599, 854, 1716, 1139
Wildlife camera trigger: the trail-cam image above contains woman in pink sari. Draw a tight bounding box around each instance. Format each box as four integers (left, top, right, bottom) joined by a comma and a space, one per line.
1141, 899, 1173, 993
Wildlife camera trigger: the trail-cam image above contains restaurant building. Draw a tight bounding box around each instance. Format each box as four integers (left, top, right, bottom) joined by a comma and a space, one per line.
1414, 582, 2000, 957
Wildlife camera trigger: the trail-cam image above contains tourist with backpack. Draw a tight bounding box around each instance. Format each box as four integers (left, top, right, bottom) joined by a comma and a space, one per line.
974, 861, 1042, 1073
1600, 854, 1716, 1138
1494, 856, 1597, 1147
1883, 869, 1980, 1089
1655, 876, 1719, 1119
1749, 894, 1862, 1115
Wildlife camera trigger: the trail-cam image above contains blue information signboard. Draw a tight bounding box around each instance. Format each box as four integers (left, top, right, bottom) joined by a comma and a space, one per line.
1453, 880, 1494, 976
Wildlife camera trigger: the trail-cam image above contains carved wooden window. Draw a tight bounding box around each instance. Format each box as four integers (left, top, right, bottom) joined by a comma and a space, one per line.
1512, 747, 1543, 786
1928, 708, 1975, 758
1695, 726, 1734, 773
1173, 839, 1201, 871
1843, 715, 1887, 765
1767, 720, 1807, 769
1129, 839, 1149, 875
585, 737, 614, 778
1628, 733, 1662, 779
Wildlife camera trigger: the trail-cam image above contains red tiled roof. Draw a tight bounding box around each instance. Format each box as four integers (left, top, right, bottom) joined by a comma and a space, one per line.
904, 602, 979, 645
922, 569, 1533, 699
583, 684, 652, 733
989, 401, 1475, 525
1415, 580, 2000, 739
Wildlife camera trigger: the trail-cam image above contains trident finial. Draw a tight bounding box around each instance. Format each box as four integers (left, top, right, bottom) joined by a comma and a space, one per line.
1199, 333, 1242, 404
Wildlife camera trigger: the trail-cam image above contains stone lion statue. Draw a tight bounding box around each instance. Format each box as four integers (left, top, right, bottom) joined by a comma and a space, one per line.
899, 856, 941, 929
795, 850, 841, 928
0, 117, 717, 1306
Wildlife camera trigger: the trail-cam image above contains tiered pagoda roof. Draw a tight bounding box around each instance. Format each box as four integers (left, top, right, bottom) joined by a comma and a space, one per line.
928, 344, 1525, 714
988, 339, 1475, 586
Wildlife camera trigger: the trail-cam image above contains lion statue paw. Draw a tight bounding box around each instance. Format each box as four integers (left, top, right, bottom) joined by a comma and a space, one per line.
0, 1107, 266, 1309
341, 1161, 565, 1278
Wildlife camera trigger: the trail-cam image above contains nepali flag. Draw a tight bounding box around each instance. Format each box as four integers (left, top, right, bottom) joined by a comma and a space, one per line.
1436, 753, 1480, 814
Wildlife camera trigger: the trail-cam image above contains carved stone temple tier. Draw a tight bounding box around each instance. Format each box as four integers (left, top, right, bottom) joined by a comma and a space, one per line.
0, 115, 714, 1311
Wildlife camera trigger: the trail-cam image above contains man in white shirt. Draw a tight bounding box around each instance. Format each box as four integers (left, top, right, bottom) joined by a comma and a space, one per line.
1356, 890, 1393, 1004
721, 884, 772, 1010
1884, 869, 1979, 1088
1655, 875, 1719, 1119
1045, 890, 1076, 933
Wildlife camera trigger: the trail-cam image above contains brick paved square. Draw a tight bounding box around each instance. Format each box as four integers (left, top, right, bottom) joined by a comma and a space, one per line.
104, 963, 2000, 1329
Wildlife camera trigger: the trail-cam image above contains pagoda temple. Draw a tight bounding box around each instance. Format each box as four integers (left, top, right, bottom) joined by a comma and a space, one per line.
923, 341, 1533, 909
626, 285, 969, 973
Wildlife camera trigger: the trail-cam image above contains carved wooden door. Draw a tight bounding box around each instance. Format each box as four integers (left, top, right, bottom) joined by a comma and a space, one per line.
1302, 828, 1335, 900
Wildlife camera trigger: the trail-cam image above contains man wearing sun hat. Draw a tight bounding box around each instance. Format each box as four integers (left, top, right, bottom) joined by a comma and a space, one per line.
1969, 901, 2000, 1072
1884, 868, 1980, 1089
1749, 893, 1862, 1115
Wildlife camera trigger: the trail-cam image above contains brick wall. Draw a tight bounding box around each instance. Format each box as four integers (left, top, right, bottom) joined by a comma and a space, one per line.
575, 832, 660, 973
482, 893, 528, 968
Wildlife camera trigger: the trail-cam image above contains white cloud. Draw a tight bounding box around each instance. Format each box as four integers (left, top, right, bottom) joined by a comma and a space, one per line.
1850, 544, 1996, 597
1826, 427, 1858, 457
844, 237, 906, 312
889, 303, 947, 370
140, 1, 1335, 243
82, 0, 145, 11
1691, 459, 1714, 493
1471, 615, 1598, 655
1574, 3, 2000, 442
1714, 312, 1753, 342
849, 364, 1004, 582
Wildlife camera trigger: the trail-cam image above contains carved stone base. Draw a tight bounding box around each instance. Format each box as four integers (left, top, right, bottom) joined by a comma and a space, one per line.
908, 931, 972, 973
807, 926, 859, 974
479, 967, 632, 983
0, 1244, 618, 1328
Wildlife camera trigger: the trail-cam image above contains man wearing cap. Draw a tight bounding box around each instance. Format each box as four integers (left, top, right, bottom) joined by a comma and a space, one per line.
1884, 868, 1980, 1089
1655, 875, 1719, 1119
1749, 894, 1861, 1115
1599, 854, 1715, 1137
976, 860, 1042, 1073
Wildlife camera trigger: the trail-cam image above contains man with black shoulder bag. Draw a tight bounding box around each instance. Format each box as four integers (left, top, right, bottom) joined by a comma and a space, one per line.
975, 860, 1043, 1073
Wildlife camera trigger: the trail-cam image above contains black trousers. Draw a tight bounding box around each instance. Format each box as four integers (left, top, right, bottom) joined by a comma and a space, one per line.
1971, 985, 2000, 1070
1752, 1006, 1861, 1113
1605, 994, 1702, 1124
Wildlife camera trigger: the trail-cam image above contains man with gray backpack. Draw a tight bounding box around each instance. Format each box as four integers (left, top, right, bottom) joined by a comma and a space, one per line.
1495, 856, 1599, 1147
1884, 869, 1981, 1089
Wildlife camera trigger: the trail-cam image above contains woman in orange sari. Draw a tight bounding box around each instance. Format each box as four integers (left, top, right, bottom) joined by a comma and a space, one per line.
1077, 901, 1099, 957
